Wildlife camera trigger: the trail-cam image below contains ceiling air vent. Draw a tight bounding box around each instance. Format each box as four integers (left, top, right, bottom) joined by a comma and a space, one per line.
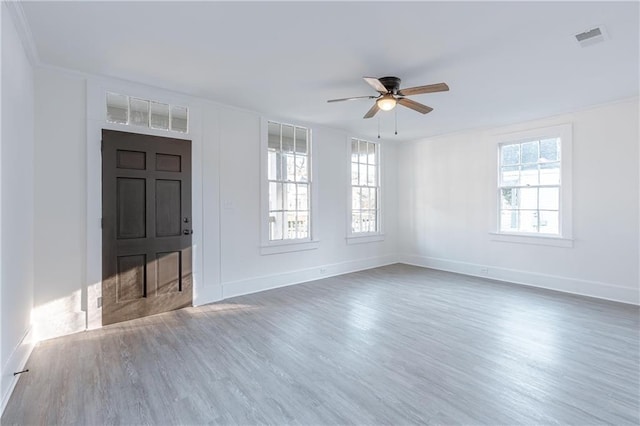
575, 26, 606, 47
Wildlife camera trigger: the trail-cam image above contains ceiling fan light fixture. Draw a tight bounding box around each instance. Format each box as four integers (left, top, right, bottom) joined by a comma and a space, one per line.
377, 94, 397, 111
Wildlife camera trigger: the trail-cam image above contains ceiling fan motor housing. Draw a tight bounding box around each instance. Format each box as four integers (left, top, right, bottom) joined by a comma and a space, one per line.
379, 76, 401, 94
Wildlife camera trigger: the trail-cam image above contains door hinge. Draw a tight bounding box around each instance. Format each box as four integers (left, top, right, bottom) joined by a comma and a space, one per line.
97, 296, 103, 308
101, 218, 103, 229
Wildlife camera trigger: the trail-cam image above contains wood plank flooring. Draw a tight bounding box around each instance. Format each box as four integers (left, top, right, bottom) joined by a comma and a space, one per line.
3, 264, 639, 425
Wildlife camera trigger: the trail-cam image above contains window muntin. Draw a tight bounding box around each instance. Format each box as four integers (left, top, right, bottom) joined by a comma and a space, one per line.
498, 137, 561, 235
106, 92, 188, 133
350, 138, 380, 234
267, 121, 311, 241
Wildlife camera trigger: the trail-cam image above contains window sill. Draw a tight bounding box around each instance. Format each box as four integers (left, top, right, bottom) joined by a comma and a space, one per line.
489, 232, 573, 248
346, 234, 385, 245
260, 240, 320, 255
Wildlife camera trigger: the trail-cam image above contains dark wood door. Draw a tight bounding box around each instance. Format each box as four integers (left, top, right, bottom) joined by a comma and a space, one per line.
102, 129, 192, 325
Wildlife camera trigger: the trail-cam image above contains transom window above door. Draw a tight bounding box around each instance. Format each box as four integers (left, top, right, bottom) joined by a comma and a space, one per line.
106, 92, 188, 133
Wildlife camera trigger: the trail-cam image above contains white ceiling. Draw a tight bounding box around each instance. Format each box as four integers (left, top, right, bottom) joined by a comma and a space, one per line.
21, 1, 639, 142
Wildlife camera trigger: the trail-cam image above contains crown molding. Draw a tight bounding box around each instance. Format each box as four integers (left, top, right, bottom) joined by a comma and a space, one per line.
3, 1, 40, 66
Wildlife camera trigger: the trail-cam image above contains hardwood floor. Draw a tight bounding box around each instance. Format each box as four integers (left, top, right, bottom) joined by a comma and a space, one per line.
3, 264, 639, 425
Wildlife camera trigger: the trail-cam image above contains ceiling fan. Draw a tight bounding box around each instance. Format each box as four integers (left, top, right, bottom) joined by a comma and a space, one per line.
327, 76, 449, 119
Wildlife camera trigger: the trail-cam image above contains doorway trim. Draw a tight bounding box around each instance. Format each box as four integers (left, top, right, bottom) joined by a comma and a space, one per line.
86, 77, 217, 330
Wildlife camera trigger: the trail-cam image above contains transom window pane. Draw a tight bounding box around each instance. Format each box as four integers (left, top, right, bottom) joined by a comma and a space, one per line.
350, 138, 380, 234
105, 92, 188, 133
498, 137, 561, 235
267, 121, 311, 241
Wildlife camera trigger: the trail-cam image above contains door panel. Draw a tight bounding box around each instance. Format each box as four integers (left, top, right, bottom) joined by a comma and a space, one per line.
157, 251, 181, 294
156, 153, 181, 172
116, 254, 147, 301
117, 178, 146, 239
102, 129, 192, 326
117, 150, 146, 170
155, 180, 182, 237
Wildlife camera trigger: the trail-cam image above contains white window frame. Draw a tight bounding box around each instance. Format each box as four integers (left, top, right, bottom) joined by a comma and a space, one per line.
490, 123, 573, 247
260, 118, 319, 255
346, 137, 384, 244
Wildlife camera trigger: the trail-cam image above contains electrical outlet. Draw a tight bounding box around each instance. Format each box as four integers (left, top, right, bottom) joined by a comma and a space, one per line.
319, 267, 327, 274
97, 296, 103, 308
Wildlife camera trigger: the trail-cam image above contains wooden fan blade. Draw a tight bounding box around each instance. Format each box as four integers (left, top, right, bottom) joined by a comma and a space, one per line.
398, 82, 449, 96
327, 95, 377, 103
363, 77, 387, 94
397, 98, 433, 114
363, 103, 380, 119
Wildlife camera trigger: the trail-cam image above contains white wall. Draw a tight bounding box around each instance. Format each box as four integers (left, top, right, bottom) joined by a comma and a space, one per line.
398, 98, 640, 304
1, 2, 35, 411
32, 69, 86, 340
32, 67, 399, 339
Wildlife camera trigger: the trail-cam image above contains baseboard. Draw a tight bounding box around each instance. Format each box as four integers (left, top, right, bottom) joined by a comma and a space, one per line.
399, 254, 639, 305
222, 254, 398, 299
1, 326, 35, 416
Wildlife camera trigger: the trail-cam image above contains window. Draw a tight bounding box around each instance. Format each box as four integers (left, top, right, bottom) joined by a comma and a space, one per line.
494, 124, 572, 245
349, 138, 381, 236
266, 121, 311, 242
106, 92, 188, 133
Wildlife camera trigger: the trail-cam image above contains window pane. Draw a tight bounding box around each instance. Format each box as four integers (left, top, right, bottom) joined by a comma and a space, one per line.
500, 188, 518, 209
282, 125, 295, 153
501, 144, 520, 166
284, 153, 295, 181
106, 92, 128, 124
368, 143, 376, 165
295, 127, 307, 154
351, 140, 359, 162
520, 164, 539, 186
500, 209, 519, 232
170, 105, 188, 133
268, 122, 281, 150
351, 162, 359, 185
362, 210, 376, 232
285, 183, 297, 210
540, 162, 560, 185
520, 187, 537, 210
367, 210, 378, 232
359, 142, 368, 163
352, 211, 361, 233
369, 188, 377, 210
295, 155, 308, 182
501, 166, 520, 186
269, 212, 283, 240
285, 212, 297, 239
267, 150, 278, 180
297, 211, 309, 239
540, 138, 559, 162
539, 210, 559, 234
367, 163, 377, 186
517, 210, 539, 233
359, 163, 367, 186
539, 187, 559, 210
297, 184, 308, 210
352, 187, 361, 210
150, 101, 170, 130
268, 182, 283, 211
130, 98, 149, 127
521, 141, 538, 164
361, 188, 373, 209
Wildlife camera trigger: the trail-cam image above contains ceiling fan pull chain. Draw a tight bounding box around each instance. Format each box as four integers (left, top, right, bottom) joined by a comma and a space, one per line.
377, 116, 381, 139
395, 108, 398, 135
